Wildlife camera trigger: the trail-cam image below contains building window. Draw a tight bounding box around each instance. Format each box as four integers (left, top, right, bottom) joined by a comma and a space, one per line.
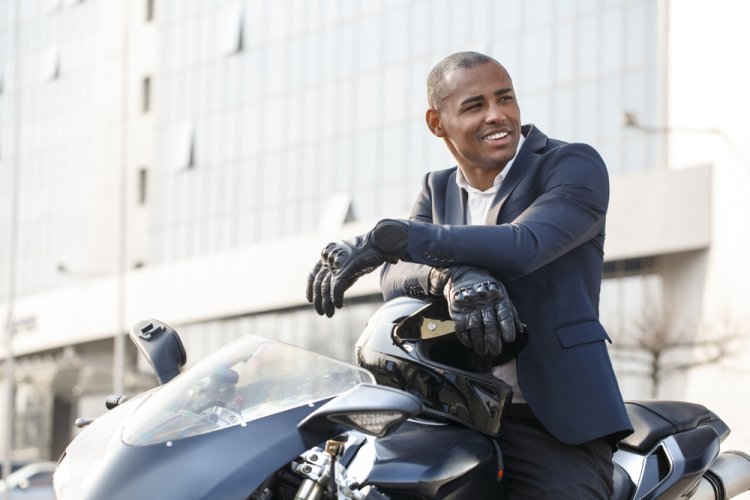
137, 167, 148, 205
218, 4, 244, 55
169, 122, 195, 172
600, 256, 662, 339
318, 191, 354, 230
40, 48, 60, 82
145, 0, 154, 22
141, 76, 151, 113
602, 256, 657, 279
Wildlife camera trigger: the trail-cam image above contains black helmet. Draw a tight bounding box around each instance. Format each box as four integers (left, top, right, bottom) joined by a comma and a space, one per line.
355, 297, 513, 436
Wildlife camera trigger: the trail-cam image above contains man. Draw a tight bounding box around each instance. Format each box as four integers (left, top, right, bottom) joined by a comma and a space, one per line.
307, 51, 632, 498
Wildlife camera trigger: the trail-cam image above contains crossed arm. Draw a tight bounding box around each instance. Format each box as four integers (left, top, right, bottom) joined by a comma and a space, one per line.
305, 143, 608, 356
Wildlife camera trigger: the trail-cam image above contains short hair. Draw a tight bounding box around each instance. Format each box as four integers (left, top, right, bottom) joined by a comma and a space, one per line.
427, 51, 504, 110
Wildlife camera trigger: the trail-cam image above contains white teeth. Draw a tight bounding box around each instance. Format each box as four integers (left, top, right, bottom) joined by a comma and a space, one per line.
484, 131, 509, 140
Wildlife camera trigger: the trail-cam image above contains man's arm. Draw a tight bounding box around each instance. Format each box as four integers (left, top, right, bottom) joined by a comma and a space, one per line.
380, 262, 433, 301
406, 144, 609, 279
380, 171, 438, 301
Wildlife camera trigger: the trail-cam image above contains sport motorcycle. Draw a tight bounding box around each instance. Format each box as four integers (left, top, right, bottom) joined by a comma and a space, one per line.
53, 297, 750, 499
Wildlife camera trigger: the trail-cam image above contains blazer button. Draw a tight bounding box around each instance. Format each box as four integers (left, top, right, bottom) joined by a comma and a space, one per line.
423, 251, 431, 259
447, 257, 454, 263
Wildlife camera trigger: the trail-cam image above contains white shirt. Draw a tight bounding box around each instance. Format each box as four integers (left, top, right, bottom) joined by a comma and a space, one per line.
455, 134, 527, 403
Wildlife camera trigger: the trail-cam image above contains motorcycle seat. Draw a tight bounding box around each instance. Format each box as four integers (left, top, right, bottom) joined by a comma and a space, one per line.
620, 400, 727, 452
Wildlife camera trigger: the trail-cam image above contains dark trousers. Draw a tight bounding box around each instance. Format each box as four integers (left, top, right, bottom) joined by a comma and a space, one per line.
497, 414, 614, 499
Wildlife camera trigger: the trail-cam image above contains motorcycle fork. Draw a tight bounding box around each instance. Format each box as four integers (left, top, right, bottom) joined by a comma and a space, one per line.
292, 439, 345, 500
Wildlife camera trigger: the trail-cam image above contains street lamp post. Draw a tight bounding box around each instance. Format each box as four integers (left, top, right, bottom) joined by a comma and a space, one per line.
113, 0, 131, 397
2, 0, 22, 495
623, 111, 750, 173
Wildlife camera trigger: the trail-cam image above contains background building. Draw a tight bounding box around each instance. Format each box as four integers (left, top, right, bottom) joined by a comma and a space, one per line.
1, 0, 749, 472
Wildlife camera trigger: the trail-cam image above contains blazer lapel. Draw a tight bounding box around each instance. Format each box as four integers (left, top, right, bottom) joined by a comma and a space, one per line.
445, 169, 467, 225
485, 125, 547, 224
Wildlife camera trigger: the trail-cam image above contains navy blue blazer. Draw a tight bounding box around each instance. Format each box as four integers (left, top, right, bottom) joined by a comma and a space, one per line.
381, 125, 633, 445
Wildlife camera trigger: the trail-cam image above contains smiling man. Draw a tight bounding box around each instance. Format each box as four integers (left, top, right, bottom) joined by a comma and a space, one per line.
425, 57, 522, 191
307, 51, 632, 498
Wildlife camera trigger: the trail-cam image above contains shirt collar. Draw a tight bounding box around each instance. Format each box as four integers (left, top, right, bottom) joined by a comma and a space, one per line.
455, 133, 526, 195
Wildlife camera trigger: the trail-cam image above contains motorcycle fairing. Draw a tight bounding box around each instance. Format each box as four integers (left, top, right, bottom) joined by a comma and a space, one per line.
354, 420, 502, 499
65, 399, 334, 500
614, 401, 729, 499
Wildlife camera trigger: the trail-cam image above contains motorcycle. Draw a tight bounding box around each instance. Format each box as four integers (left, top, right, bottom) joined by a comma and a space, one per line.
53, 297, 750, 499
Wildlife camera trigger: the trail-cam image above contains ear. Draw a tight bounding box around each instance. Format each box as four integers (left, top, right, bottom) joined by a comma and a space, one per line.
425, 108, 444, 137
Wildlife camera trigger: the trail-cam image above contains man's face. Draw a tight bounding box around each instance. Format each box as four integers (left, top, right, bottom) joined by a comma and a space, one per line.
427, 62, 521, 179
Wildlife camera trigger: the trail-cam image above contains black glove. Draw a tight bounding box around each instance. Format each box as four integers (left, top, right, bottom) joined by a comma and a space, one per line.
440, 266, 522, 357
306, 219, 409, 317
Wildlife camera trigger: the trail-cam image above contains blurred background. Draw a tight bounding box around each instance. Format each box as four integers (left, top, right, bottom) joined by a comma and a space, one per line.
1, 0, 749, 474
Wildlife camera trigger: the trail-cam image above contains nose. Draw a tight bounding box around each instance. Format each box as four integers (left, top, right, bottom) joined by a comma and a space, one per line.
484, 101, 505, 124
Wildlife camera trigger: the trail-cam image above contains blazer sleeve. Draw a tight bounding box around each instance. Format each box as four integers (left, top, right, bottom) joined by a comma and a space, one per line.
380, 172, 437, 300
406, 144, 609, 279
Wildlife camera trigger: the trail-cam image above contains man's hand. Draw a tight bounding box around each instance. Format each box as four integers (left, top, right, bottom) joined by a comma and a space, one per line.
440, 267, 522, 357
306, 219, 409, 317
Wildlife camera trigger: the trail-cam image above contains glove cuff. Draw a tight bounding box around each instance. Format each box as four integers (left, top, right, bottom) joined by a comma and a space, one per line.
427, 267, 450, 297
370, 219, 409, 261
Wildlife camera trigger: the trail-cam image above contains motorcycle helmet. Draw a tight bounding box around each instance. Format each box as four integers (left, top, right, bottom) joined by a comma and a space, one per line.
356, 297, 514, 436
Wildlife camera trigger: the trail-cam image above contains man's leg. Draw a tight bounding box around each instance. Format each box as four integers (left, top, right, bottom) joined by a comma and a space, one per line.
498, 415, 614, 499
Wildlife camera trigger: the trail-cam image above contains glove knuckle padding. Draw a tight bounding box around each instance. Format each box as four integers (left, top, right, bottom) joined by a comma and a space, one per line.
487, 284, 501, 300
321, 242, 336, 259
442, 266, 524, 357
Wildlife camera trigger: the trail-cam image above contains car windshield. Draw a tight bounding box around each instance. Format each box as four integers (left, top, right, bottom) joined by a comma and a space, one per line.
122, 335, 374, 446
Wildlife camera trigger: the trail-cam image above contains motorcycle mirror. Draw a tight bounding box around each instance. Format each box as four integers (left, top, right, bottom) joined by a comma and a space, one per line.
298, 383, 423, 437
129, 319, 187, 385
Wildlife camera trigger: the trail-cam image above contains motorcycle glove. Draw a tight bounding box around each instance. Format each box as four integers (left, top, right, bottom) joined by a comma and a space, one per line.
442, 266, 522, 357
306, 219, 410, 317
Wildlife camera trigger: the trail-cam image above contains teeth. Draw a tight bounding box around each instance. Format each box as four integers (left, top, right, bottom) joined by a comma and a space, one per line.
484, 131, 509, 140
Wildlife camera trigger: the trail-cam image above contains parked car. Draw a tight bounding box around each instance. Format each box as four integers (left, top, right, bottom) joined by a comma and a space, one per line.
0, 461, 56, 500
0, 459, 33, 479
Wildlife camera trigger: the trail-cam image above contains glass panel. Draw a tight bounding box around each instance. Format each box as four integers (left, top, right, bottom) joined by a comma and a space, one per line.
624, 1, 648, 67
578, 14, 598, 80
357, 15, 381, 73
122, 336, 373, 446
522, 28, 552, 91
576, 80, 598, 144
602, 7, 623, 75
555, 21, 575, 83
384, 5, 408, 65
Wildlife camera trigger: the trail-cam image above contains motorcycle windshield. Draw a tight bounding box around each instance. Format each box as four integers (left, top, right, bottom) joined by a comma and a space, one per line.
122, 335, 374, 446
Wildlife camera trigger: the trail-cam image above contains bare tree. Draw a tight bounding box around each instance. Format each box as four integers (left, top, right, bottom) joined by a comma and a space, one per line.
611, 306, 745, 398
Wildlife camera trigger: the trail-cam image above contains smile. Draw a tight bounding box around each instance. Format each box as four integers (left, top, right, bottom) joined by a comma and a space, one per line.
482, 131, 510, 141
